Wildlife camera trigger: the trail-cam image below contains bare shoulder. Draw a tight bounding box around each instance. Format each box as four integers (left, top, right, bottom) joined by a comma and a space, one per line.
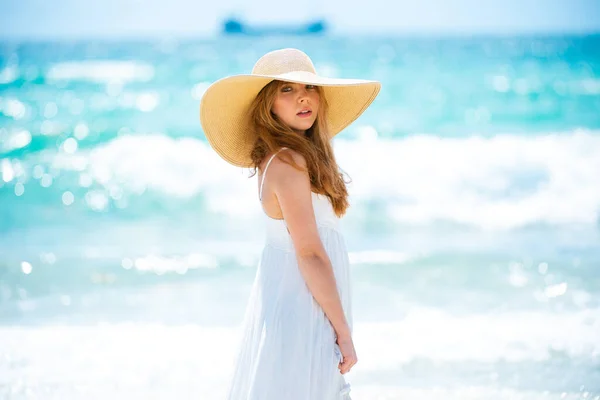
267, 148, 308, 189
267, 148, 323, 257
270, 148, 307, 170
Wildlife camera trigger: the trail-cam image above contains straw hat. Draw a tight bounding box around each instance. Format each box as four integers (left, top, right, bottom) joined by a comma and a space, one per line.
199, 48, 381, 167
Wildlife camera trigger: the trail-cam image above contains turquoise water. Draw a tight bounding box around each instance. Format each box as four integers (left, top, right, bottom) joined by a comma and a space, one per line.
1, 35, 600, 399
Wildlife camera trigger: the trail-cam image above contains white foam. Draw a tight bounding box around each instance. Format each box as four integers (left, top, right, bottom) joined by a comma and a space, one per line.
0, 65, 18, 84
45, 130, 600, 230
1, 308, 598, 397
349, 250, 413, 265
46, 61, 154, 83
351, 306, 600, 373
336, 129, 600, 230
49, 133, 258, 217
0, 324, 235, 399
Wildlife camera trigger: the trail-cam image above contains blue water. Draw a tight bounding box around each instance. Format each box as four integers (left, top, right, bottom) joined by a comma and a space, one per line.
1, 35, 600, 399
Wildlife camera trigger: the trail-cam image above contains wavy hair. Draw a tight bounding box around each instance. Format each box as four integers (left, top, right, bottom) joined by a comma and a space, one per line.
248, 80, 351, 217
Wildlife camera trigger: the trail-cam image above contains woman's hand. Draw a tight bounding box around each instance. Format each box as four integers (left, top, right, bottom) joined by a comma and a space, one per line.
336, 334, 357, 374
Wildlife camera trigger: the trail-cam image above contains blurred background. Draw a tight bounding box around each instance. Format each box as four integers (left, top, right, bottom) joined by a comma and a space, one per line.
1, 0, 600, 399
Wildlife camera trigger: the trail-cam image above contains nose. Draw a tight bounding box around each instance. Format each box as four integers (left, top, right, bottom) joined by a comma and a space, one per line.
297, 87, 309, 103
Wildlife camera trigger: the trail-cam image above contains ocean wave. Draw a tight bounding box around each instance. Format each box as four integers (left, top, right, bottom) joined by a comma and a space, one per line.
1, 130, 600, 231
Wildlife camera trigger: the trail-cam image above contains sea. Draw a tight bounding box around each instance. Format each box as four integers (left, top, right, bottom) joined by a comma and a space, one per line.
1, 34, 599, 399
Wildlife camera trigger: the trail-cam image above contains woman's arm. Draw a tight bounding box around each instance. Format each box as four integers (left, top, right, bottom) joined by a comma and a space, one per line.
265, 149, 350, 339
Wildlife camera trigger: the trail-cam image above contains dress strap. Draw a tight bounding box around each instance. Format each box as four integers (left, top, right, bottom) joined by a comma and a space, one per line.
259, 147, 288, 201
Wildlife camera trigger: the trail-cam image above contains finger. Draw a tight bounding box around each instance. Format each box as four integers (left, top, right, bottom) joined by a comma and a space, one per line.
341, 360, 356, 374
340, 361, 351, 374
341, 358, 354, 372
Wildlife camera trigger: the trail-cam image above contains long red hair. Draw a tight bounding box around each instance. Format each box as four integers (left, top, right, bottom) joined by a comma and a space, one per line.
248, 80, 351, 217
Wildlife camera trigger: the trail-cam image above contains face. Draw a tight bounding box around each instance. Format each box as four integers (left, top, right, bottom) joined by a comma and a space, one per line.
271, 82, 320, 135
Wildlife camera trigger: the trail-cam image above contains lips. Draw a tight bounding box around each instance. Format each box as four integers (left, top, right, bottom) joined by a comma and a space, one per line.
297, 108, 312, 117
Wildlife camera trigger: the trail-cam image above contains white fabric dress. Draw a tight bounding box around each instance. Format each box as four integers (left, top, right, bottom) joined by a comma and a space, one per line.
226, 148, 353, 400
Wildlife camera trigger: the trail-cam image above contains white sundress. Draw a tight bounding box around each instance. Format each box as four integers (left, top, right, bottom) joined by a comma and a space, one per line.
225, 147, 354, 400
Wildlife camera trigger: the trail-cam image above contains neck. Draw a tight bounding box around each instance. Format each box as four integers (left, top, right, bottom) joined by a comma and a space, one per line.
293, 129, 307, 136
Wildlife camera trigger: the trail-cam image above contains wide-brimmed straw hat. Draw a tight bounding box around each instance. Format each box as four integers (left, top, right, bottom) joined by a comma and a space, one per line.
199, 48, 381, 167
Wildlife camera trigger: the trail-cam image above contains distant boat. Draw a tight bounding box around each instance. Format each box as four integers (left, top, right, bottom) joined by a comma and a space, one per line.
222, 18, 327, 36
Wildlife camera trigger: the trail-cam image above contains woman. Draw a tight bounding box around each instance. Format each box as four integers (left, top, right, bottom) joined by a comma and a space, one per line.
200, 48, 380, 400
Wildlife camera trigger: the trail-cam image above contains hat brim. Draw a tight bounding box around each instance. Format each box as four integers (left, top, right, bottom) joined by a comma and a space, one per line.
199, 71, 381, 167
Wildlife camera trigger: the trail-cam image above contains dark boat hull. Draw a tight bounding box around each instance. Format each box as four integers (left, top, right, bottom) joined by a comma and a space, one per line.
222, 18, 327, 35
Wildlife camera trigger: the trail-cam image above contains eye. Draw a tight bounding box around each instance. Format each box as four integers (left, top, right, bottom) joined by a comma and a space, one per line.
281, 85, 292, 92
306, 84, 316, 90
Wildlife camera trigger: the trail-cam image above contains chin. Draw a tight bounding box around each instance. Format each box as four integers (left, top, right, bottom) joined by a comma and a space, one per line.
303, 120, 317, 130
